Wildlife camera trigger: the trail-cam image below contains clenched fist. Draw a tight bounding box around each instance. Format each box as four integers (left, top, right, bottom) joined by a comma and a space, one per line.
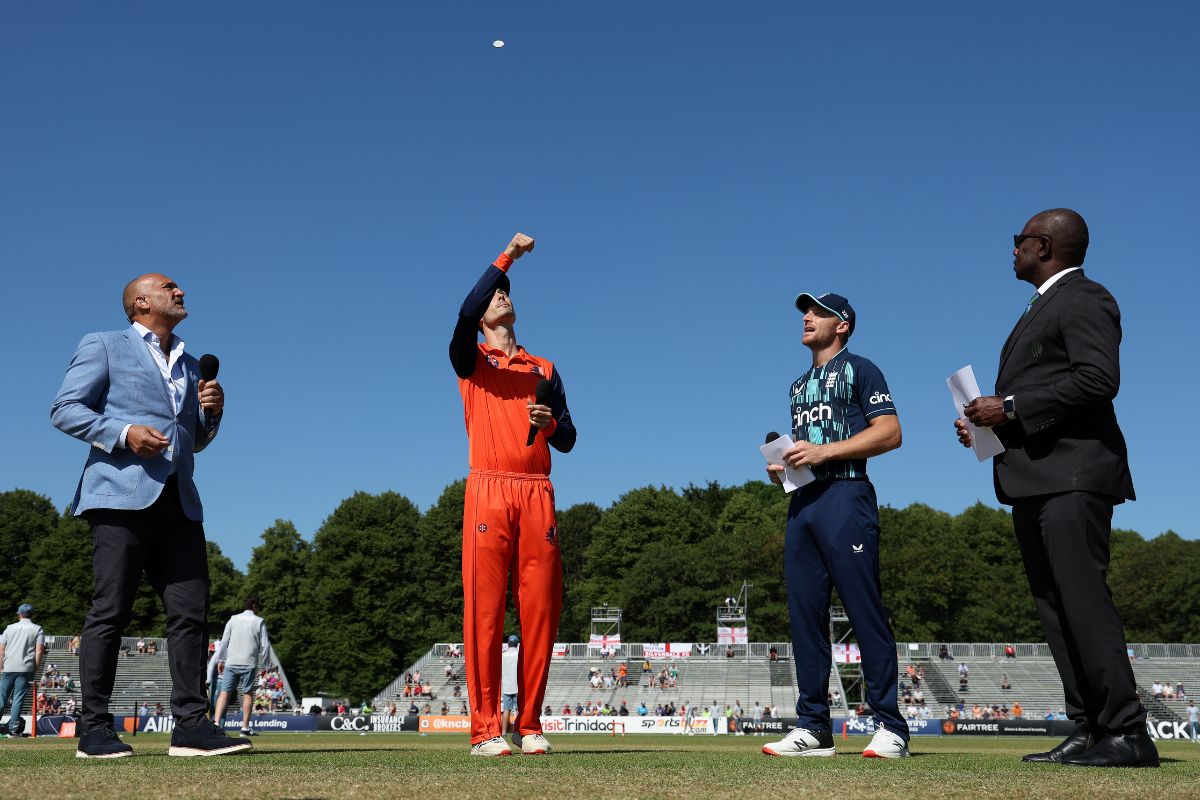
504, 233, 536, 260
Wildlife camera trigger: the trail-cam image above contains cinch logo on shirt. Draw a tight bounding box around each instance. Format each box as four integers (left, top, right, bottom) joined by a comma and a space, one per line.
794, 403, 833, 427
869, 392, 892, 405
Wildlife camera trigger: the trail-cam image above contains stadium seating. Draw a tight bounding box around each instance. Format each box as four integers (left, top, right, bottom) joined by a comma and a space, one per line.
374, 642, 1200, 725
5, 635, 297, 721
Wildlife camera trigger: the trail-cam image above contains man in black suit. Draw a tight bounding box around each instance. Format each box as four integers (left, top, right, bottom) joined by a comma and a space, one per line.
957, 208, 1157, 768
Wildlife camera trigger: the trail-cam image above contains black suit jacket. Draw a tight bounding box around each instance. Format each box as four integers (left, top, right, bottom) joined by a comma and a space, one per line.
991, 269, 1135, 504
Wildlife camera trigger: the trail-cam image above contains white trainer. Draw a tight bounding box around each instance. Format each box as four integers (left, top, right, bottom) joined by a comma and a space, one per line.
520, 733, 551, 755
762, 727, 836, 757
862, 726, 909, 758
470, 736, 513, 756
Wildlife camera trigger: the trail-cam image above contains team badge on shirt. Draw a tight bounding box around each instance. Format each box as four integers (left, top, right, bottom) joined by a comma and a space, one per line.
486, 355, 500, 368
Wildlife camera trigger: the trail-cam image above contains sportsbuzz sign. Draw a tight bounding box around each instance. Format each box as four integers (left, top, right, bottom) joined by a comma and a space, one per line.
540, 715, 718, 735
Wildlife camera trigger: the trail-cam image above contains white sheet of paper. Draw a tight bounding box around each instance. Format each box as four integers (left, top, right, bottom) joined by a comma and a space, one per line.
759, 434, 815, 493
947, 365, 1006, 462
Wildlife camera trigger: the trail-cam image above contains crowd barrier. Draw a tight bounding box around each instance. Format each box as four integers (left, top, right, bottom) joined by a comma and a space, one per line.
29, 712, 1193, 739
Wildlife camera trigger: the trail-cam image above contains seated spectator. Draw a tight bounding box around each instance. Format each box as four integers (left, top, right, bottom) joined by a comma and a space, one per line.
906, 663, 917, 680
971, 704, 983, 720
65, 696, 77, 715
385, 702, 397, 717
1012, 701, 1023, 719
421, 703, 431, 714
1004, 644, 1016, 659
725, 646, 734, 658
1001, 673, 1011, 691
769, 646, 779, 662
562, 703, 572, 715
154, 702, 164, 715
958, 662, 969, 677
146, 641, 158, 655
617, 663, 628, 686
452, 684, 462, 698
136, 638, 146, 654
575, 702, 584, 716
447, 643, 461, 658
938, 644, 952, 660
913, 688, 924, 707
637, 702, 648, 716
440, 702, 449, 715
409, 701, 420, 715
948, 707, 960, 720
459, 702, 468, 715
959, 675, 969, 692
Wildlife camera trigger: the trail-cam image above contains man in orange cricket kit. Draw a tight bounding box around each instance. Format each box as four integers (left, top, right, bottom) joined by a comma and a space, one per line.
449, 232, 577, 756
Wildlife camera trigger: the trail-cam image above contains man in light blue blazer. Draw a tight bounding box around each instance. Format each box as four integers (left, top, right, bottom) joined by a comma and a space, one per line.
51, 274, 250, 759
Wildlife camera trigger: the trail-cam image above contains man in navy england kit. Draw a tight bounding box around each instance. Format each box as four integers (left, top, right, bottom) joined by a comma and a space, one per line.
761, 292, 908, 759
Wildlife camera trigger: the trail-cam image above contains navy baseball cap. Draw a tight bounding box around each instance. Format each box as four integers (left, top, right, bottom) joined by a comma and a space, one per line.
507, 634, 519, 646
795, 291, 856, 337
17, 603, 33, 616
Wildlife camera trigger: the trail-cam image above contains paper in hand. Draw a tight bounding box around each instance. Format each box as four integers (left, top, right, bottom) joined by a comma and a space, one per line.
947, 365, 1006, 462
759, 433, 815, 493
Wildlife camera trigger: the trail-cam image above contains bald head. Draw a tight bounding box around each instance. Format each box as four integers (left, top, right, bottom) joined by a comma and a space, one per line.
1030, 208, 1089, 267
122, 273, 188, 327
122, 275, 151, 321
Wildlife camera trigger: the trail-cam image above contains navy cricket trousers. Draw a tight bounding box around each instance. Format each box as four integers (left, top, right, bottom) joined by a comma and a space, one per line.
785, 478, 906, 740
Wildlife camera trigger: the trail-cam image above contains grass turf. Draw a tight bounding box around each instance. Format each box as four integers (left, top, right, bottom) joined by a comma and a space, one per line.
2, 732, 1198, 799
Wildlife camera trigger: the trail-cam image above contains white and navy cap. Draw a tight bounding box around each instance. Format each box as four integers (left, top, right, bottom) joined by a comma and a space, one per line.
795, 291, 856, 337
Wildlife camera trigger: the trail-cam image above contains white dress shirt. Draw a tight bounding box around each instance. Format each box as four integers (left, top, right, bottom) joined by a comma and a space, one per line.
117, 322, 187, 474
1036, 266, 1082, 295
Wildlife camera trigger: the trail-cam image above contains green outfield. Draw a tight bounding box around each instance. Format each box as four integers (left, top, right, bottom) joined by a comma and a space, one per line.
3, 733, 1198, 799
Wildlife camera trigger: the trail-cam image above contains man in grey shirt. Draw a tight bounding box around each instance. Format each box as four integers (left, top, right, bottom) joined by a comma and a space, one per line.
213, 596, 270, 737
0, 604, 45, 737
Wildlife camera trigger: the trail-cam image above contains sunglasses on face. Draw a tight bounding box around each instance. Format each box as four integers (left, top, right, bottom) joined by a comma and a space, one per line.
1013, 233, 1049, 248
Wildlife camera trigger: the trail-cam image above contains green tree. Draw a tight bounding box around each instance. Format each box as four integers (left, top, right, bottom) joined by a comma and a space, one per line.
878, 503, 963, 641
206, 540, 246, 638
412, 481, 465, 646
557, 502, 602, 640
705, 481, 791, 642
576, 486, 717, 642
0, 490, 59, 611
244, 520, 311, 678
293, 491, 422, 699
27, 509, 93, 634
1110, 530, 1200, 642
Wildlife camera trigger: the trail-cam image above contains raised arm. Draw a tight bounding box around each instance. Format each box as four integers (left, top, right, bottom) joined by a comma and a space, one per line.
449, 233, 535, 378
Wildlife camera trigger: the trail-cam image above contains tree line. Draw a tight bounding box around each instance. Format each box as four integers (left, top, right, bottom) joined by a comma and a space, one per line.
2, 482, 1197, 701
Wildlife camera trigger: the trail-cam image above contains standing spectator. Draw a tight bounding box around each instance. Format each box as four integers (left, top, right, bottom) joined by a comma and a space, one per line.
752, 702, 764, 735
500, 635, 520, 737
51, 273, 241, 759
0, 604, 45, 737
1187, 702, 1199, 743
958, 208, 1155, 768
214, 596, 270, 738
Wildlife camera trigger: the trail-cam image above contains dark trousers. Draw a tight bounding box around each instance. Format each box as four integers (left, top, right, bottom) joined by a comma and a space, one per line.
784, 479, 906, 741
80, 476, 210, 732
1012, 491, 1145, 735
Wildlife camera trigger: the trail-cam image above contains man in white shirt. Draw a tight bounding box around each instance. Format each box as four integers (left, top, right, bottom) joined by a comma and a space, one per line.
214, 596, 270, 737
501, 636, 520, 740
0, 604, 45, 737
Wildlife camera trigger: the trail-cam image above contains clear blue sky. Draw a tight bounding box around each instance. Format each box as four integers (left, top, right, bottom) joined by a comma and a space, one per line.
2, 2, 1197, 569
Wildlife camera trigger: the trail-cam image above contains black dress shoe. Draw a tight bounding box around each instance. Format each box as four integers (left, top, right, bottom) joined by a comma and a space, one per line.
1022, 731, 1092, 763
1061, 731, 1159, 768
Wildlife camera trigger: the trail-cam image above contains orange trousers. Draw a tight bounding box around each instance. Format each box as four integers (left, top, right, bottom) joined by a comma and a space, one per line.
461, 469, 562, 744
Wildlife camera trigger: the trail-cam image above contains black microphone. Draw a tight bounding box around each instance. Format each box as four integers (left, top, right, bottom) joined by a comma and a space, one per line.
765, 431, 780, 444
199, 354, 220, 382
527, 379, 554, 446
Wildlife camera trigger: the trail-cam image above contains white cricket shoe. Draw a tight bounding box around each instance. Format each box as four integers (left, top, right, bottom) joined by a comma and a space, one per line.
862, 725, 910, 758
762, 727, 836, 757
520, 733, 551, 755
470, 736, 513, 756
